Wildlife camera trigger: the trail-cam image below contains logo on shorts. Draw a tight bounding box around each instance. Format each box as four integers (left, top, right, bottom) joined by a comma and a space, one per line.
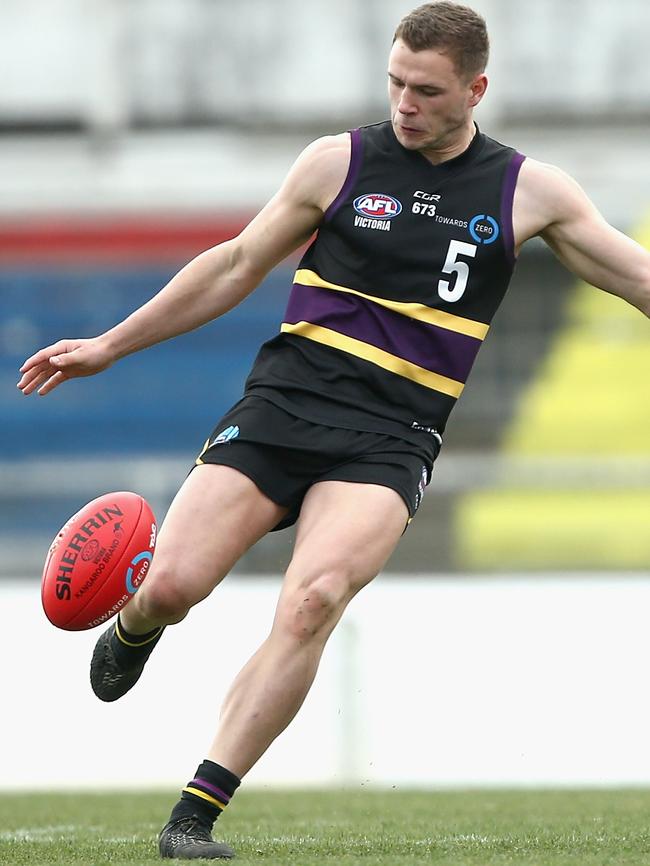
410, 421, 443, 446
209, 425, 240, 447
414, 464, 429, 513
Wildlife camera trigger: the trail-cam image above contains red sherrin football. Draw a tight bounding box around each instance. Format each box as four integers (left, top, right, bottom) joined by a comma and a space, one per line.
41, 491, 157, 631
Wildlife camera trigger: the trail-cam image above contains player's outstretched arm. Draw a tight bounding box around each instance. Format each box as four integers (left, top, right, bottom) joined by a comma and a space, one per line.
514, 159, 650, 317
17, 134, 351, 396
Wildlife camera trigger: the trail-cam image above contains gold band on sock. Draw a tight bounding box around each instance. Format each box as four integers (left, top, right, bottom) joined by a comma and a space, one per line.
115, 619, 163, 648
182, 787, 227, 811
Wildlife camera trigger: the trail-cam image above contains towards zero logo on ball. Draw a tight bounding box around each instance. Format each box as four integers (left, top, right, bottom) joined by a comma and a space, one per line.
125, 550, 154, 594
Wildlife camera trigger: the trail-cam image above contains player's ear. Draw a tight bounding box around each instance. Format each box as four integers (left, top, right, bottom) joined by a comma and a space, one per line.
468, 73, 488, 107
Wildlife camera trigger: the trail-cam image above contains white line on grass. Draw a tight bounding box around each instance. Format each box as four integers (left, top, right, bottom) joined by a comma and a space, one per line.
0, 824, 89, 841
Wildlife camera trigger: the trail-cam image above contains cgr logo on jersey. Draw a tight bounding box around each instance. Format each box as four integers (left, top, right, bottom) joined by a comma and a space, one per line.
469, 214, 500, 245
413, 191, 441, 202
353, 193, 402, 232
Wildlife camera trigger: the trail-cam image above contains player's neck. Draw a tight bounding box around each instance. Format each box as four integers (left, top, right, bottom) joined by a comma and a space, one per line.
418, 121, 477, 165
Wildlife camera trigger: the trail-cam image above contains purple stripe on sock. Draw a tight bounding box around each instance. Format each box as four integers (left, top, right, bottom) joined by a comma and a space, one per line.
501, 151, 525, 267
191, 778, 231, 803
323, 128, 363, 222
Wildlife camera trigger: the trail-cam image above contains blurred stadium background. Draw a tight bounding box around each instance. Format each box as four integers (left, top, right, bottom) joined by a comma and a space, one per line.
1, 0, 650, 789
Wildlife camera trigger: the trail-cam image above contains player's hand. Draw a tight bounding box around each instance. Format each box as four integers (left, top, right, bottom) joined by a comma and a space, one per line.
17, 337, 115, 396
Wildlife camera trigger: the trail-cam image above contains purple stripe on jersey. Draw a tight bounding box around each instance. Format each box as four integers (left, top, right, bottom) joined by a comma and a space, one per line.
191, 778, 231, 803
323, 128, 364, 222
501, 151, 525, 267
284, 282, 482, 383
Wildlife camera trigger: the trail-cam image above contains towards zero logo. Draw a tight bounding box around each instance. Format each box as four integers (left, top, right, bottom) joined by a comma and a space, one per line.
353, 193, 402, 220
125, 551, 152, 594
469, 214, 500, 244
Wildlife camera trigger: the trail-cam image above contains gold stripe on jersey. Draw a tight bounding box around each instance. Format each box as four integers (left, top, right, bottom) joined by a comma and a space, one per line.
293, 269, 489, 341
281, 321, 465, 398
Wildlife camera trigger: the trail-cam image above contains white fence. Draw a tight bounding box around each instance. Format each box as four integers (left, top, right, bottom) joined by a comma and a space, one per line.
2, 574, 650, 790
2, 0, 649, 130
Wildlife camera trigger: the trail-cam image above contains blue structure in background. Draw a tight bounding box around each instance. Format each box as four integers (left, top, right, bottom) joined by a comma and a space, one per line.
2, 264, 294, 458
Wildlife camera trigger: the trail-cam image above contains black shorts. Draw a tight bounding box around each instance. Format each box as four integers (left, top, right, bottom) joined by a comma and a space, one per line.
193, 396, 441, 531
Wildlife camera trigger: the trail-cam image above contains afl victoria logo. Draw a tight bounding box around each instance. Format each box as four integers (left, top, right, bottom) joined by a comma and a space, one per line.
353, 193, 402, 220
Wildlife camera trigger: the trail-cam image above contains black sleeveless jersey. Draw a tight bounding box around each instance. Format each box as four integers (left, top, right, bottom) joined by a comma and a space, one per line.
245, 120, 525, 445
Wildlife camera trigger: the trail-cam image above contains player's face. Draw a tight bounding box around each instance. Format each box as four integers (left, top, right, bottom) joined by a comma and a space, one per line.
388, 39, 486, 155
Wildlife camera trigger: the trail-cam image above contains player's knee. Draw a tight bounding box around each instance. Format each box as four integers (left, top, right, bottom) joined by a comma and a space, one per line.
278, 568, 353, 641
134, 566, 194, 624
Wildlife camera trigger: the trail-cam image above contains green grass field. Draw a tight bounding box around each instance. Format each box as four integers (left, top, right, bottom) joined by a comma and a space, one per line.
2, 788, 650, 866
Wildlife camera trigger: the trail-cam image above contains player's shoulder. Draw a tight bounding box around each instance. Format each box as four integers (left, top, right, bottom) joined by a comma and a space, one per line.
513, 155, 600, 245
286, 133, 352, 210
294, 132, 351, 173
515, 156, 591, 227
518, 157, 585, 205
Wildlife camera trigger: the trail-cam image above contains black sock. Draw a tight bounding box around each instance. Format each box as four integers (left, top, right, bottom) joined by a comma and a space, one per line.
112, 613, 164, 665
170, 760, 241, 829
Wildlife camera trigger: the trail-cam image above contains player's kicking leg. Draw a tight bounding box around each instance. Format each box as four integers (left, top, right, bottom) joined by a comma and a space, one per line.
90, 464, 287, 701
158, 479, 408, 860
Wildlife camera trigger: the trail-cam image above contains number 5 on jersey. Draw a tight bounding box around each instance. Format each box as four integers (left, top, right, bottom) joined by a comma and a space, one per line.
438, 240, 477, 302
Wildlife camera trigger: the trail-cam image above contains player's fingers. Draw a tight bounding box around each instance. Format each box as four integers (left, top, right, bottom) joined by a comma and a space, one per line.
17, 367, 49, 394
17, 361, 54, 392
18, 352, 45, 374
37, 370, 68, 396
19, 342, 69, 373
19, 368, 57, 395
